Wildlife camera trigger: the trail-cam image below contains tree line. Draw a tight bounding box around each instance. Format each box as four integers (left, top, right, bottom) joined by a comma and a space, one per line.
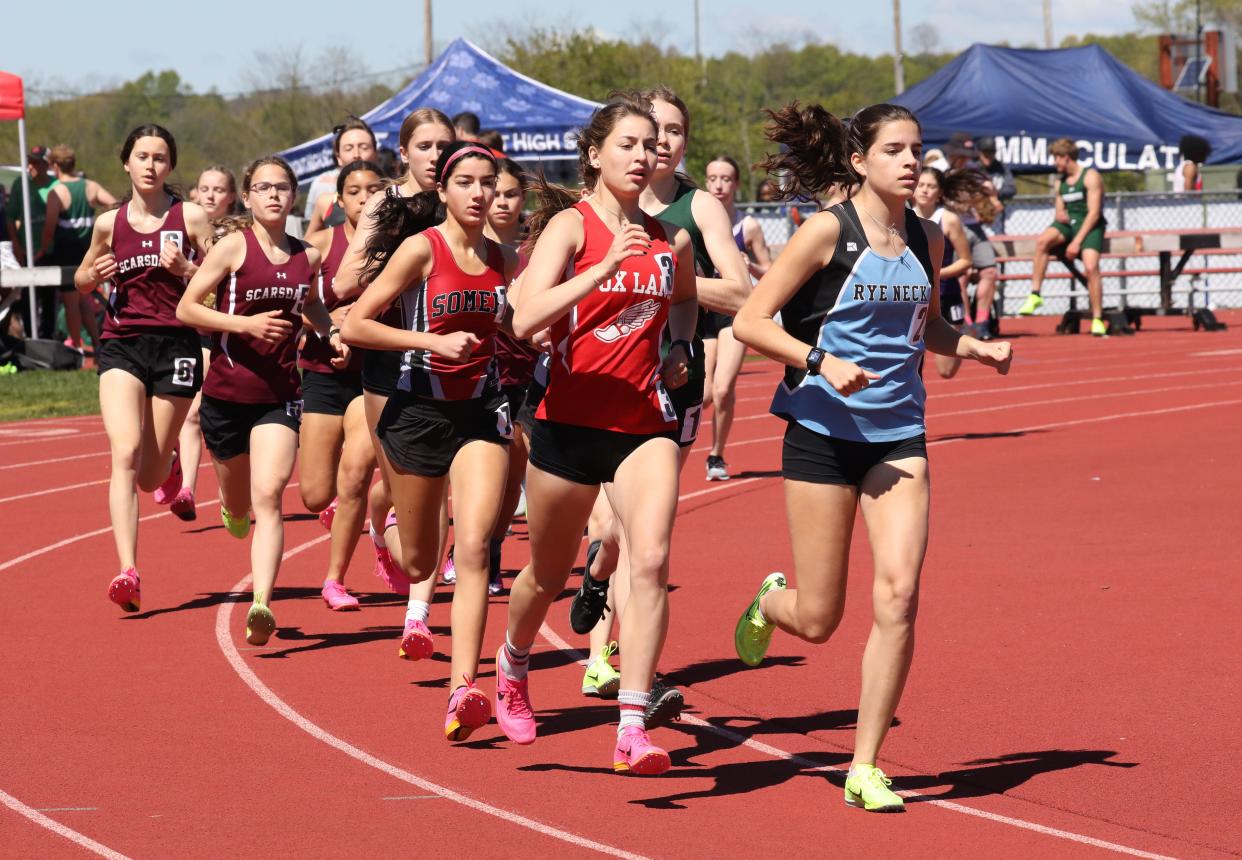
1, 27, 1233, 200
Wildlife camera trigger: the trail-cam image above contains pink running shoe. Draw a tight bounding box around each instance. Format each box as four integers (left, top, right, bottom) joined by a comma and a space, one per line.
108, 567, 141, 613
445, 681, 492, 742
613, 726, 671, 776
398, 618, 433, 661
152, 448, 182, 505
373, 546, 410, 596
321, 579, 360, 611
319, 498, 338, 532
169, 487, 196, 522
494, 647, 536, 745
441, 547, 456, 585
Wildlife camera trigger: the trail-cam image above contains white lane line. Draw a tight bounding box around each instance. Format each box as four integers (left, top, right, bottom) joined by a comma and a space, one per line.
1190, 348, 1242, 357
0, 450, 109, 471
701, 395, 1242, 456
0, 430, 106, 447
536, 619, 1174, 860
0, 789, 129, 860
215, 544, 648, 860
0, 464, 212, 506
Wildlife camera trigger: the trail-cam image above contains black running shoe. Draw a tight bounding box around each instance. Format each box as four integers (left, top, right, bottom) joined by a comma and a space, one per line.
569, 541, 609, 634
645, 674, 684, 729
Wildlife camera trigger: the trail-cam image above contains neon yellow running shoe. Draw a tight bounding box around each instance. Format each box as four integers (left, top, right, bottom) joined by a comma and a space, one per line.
221, 505, 251, 540
734, 572, 786, 667
1017, 292, 1044, 316
582, 641, 620, 698
245, 603, 276, 646
1091, 317, 1108, 337
844, 764, 905, 812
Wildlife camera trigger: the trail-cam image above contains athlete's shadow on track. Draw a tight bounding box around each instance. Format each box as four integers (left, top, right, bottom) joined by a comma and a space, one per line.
120, 585, 404, 621
181, 511, 318, 536
898, 749, 1137, 803
929, 429, 1042, 444
660, 655, 805, 687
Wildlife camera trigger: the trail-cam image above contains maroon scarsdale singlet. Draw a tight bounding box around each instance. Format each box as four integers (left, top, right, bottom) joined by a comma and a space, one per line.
298, 224, 360, 374
493, 253, 538, 386
536, 201, 677, 434
203, 229, 313, 404
103, 200, 194, 338
398, 226, 507, 401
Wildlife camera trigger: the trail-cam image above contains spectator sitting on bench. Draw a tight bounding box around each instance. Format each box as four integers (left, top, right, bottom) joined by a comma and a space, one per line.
1018, 138, 1107, 336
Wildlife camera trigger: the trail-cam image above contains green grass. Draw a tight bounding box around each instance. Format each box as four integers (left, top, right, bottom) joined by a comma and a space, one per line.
0, 369, 100, 421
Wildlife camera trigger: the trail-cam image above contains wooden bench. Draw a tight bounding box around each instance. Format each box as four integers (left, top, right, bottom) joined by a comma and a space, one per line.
988, 227, 1242, 332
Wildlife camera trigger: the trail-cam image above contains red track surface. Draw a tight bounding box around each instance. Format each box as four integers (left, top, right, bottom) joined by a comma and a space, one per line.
3, 313, 1239, 859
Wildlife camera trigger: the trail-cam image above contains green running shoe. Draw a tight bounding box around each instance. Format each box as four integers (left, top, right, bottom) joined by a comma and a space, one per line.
1017, 292, 1044, 316
844, 764, 905, 812
245, 603, 276, 646
221, 505, 251, 540
582, 641, 620, 698
734, 572, 785, 667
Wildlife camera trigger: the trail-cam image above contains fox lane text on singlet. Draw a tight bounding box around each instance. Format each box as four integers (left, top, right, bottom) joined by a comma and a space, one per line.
299, 223, 361, 375
537, 201, 678, 434
103, 200, 195, 338
204, 230, 313, 404
772, 200, 934, 442
397, 226, 508, 401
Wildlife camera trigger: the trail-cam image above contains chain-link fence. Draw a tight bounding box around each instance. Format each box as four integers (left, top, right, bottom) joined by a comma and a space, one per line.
741, 192, 1242, 314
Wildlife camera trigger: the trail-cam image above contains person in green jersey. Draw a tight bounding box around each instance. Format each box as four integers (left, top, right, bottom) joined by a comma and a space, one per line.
1018, 138, 1108, 335
41, 145, 118, 349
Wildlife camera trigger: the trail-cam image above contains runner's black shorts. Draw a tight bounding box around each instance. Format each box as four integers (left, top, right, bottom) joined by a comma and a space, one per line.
502, 382, 530, 429
940, 284, 966, 325
701, 310, 733, 340
516, 376, 546, 432
96, 329, 203, 398
361, 348, 402, 398
302, 369, 363, 416
200, 395, 302, 461
377, 389, 512, 478
782, 420, 927, 486
529, 419, 676, 486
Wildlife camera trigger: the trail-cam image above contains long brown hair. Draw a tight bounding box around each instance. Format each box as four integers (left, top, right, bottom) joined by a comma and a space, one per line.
758, 102, 921, 201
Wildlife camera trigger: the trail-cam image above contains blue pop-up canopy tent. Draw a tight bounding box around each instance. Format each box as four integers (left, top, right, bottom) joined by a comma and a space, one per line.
280, 38, 601, 182
892, 43, 1242, 172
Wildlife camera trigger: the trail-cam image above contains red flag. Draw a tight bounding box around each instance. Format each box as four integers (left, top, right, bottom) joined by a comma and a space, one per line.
0, 71, 25, 121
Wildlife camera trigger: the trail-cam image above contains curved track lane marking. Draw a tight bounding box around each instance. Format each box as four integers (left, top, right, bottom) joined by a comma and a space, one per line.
0, 463, 212, 505
0, 430, 106, 448
0, 789, 129, 860
214, 536, 648, 860
0, 450, 109, 471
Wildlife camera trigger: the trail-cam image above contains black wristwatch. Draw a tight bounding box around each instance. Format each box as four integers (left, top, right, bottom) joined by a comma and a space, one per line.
805, 347, 826, 376
670, 338, 694, 360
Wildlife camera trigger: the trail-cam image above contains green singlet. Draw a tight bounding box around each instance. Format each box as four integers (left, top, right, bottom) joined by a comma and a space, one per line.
1052, 168, 1106, 252
652, 182, 708, 388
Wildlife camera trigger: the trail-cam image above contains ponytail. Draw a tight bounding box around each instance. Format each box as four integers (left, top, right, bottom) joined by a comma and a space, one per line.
521, 173, 579, 256
361, 190, 444, 283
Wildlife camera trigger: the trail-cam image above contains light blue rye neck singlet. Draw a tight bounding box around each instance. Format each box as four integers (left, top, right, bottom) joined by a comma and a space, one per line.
771, 199, 934, 442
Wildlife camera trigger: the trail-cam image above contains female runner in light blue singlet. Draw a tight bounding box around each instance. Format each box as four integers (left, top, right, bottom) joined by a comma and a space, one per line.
730, 102, 1013, 812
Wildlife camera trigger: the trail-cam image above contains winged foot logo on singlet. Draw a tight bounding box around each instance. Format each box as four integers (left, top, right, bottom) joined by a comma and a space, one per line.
594, 299, 659, 343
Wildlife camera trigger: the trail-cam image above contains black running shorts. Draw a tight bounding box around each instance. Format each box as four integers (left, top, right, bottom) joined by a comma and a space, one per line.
669, 383, 704, 449
376, 390, 512, 478
781, 421, 927, 486
301, 369, 363, 416
701, 310, 733, 340
361, 348, 402, 397
529, 419, 676, 486
200, 395, 302, 461
96, 329, 203, 398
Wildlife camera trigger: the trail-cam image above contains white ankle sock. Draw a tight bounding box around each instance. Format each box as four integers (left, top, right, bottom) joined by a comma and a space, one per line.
405, 599, 429, 625
370, 522, 387, 549
499, 635, 530, 681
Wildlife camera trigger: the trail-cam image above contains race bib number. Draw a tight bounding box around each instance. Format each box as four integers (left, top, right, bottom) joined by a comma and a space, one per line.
654, 380, 677, 424
160, 230, 184, 251
495, 401, 513, 440
171, 356, 197, 387
908, 303, 929, 344
948, 302, 964, 324
679, 403, 702, 445
292, 284, 309, 317
286, 399, 304, 420
654, 252, 674, 296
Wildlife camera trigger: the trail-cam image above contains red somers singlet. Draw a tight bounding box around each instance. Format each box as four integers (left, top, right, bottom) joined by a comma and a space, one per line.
103, 200, 194, 338
203, 229, 314, 404
536, 200, 677, 434
298, 224, 360, 374
398, 226, 507, 401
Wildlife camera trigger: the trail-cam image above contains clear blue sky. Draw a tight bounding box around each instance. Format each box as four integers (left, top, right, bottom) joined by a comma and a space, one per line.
8, 1, 1136, 97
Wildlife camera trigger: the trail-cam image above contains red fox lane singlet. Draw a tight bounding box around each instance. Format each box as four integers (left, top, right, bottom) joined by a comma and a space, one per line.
537, 200, 678, 434
204, 229, 314, 404
103, 200, 194, 338
398, 226, 507, 401
299, 223, 360, 374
